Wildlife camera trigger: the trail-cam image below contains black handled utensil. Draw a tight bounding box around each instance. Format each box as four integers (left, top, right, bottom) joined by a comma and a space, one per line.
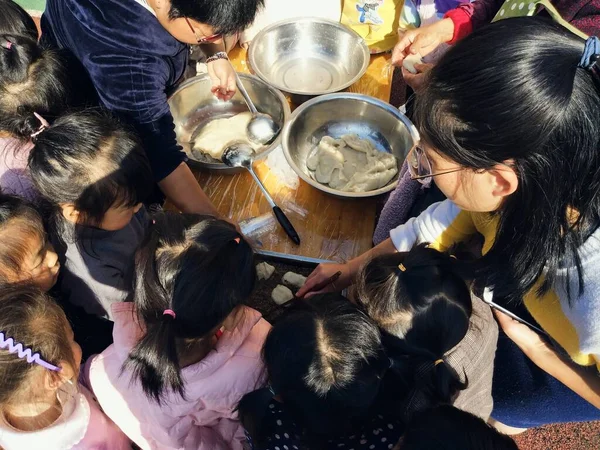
222, 143, 300, 245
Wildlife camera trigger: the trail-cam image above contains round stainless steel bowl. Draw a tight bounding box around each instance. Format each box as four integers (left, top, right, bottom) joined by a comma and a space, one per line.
168, 74, 290, 172
248, 18, 370, 103
281, 93, 420, 198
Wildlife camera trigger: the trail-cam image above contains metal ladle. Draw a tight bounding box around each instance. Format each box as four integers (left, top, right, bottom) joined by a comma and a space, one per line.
228, 61, 280, 145
222, 143, 300, 245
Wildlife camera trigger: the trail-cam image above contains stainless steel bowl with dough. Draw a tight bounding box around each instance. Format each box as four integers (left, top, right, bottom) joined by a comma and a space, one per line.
248, 18, 370, 104
168, 74, 290, 172
281, 93, 420, 198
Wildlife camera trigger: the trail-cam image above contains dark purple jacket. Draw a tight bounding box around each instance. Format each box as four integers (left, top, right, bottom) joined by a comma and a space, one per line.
41, 0, 188, 181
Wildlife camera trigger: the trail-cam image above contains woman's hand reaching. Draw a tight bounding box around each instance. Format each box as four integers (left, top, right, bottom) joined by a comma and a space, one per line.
392, 19, 455, 67
296, 263, 353, 298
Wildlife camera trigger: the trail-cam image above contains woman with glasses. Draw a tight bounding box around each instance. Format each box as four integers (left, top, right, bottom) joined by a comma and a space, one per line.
298, 18, 600, 429
41, 0, 261, 218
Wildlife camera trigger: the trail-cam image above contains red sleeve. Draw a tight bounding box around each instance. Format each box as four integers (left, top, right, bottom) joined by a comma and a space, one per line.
444, 9, 473, 44
444, 0, 506, 44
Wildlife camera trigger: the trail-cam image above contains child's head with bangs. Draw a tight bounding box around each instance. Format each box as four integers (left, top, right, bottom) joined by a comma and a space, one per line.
28, 109, 153, 231
0, 193, 59, 291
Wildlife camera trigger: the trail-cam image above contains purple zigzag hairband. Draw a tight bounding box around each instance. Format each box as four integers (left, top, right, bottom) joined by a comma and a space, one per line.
0, 332, 61, 372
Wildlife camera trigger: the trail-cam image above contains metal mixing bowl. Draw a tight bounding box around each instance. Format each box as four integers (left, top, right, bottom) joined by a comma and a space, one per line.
248, 18, 370, 103
168, 74, 290, 172
281, 93, 420, 198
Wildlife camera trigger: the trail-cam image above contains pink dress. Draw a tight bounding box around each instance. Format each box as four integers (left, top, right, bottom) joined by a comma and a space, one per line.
87, 302, 271, 450
0, 383, 131, 449
0, 137, 38, 201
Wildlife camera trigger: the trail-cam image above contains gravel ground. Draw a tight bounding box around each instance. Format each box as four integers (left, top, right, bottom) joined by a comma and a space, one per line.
515, 421, 600, 449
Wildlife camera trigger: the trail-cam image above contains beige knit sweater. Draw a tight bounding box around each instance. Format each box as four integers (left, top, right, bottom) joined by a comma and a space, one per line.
446, 294, 499, 420
398, 293, 498, 421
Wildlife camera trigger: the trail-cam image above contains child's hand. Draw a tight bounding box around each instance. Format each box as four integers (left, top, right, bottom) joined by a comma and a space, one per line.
402, 63, 433, 92
208, 58, 236, 101
392, 19, 455, 66
296, 263, 352, 298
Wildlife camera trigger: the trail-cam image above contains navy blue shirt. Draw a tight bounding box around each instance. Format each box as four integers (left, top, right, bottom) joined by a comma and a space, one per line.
42, 0, 188, 181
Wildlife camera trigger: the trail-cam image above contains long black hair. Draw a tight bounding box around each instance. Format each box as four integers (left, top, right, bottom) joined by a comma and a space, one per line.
0, 0, 38, 40
355, 244, 471, 418
401, 405, 518, 450
0, 34, 71, 139
28, 109, 153, 227
414, 18, 600, 304
124, 212, 256, 404
238, 294, 388, 447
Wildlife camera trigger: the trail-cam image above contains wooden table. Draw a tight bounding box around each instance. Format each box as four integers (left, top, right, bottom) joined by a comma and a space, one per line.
191, 46, 394, 262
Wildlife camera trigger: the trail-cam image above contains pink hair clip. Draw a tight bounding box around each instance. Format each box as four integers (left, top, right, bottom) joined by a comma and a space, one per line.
233, 237, 241, 244
30, 112, 51, 139
3, 41, 12, 50
0, 332, 61, 372
163, 309, 176, 319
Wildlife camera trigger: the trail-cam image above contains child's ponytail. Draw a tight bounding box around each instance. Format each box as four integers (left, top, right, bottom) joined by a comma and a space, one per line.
356, 244, 473, 420
383, 332, 466, 421
0, 34, 39, 83
124, 212, 256, 403
123, 217, 184, 403
0, 34, 71, 140
125, 311, 183, 403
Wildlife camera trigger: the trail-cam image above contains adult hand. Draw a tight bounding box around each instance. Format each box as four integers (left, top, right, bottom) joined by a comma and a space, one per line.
494, 310, 552, 360
402, 63, 433, 92
392, 19, 455, 66
296, 263, 353, 298
208, 58, 236, 101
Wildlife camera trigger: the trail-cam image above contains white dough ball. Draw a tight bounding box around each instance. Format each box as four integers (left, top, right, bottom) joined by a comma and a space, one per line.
402, 53, 423, 74
282, 271, 307, 289
256, 262, 276, 281
271, 285, 294, 305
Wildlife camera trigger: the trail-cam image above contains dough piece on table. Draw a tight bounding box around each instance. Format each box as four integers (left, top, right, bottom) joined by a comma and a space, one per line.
403, 54, 423, 74
192, 112, 258, 160
271, 284, 294, 305
256, 262, 275, 281
282, 271, 307, 289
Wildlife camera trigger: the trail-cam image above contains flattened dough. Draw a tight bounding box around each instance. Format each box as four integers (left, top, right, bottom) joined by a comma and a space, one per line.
307, 134, 398, 192
256, 262, 276, 281
282, 271, 307, 289
271, 284, 294, 305
192, 112, 261, 160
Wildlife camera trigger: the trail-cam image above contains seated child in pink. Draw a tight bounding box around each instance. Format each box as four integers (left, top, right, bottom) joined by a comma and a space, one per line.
87, 212, 270, 449
0, 285, 130, 450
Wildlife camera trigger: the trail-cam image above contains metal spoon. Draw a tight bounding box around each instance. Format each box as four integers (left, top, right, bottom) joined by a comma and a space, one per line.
228, 61, 280, 145
222, 143, 300, 245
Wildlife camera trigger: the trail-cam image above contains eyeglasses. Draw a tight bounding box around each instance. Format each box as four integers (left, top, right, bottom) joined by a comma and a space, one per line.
407, 145, 464, 185
184, 17, 222, 44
